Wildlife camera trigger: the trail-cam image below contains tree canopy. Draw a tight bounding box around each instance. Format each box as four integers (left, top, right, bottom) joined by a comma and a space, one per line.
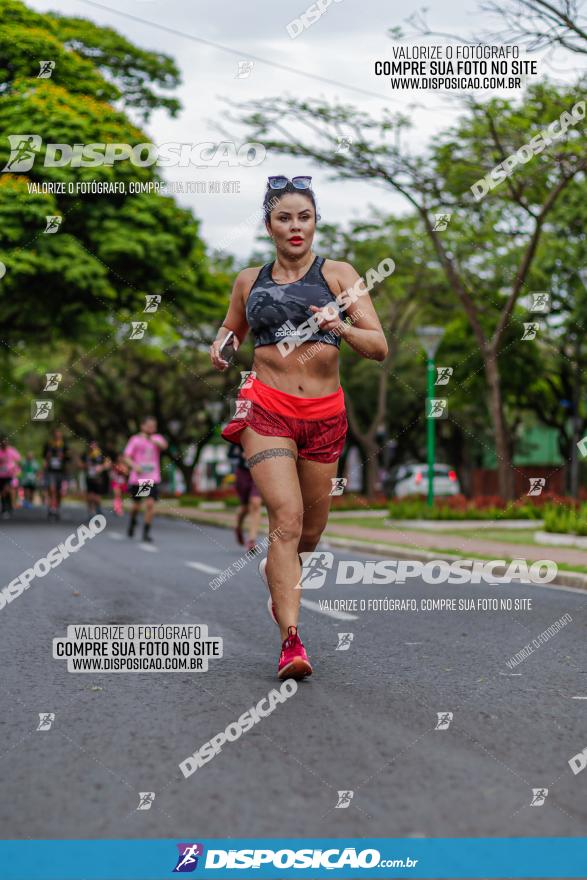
0, 0, 226, 350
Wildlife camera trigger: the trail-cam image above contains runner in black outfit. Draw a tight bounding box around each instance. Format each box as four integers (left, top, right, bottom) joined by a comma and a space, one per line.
80, 440, 111, 518
43, 429, 69, 519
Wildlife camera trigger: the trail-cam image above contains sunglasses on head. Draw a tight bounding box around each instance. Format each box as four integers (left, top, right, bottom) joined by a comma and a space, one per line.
267, 175, 312, 190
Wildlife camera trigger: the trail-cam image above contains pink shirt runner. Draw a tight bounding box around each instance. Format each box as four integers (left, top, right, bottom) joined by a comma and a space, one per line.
0, 446, 20, 478
124, 434, 165, 485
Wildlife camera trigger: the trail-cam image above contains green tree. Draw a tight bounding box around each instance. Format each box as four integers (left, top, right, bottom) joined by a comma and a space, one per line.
0, 0, 224, 349
17, 340, 244, 491
314, 214, 452, 496
231, 79, 586, 498
401, 0, 587, 57
0, 0, 180, 117
521, 183, 587, 494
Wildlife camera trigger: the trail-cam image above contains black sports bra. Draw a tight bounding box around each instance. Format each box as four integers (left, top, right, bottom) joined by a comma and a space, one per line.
245, 255, 343, 349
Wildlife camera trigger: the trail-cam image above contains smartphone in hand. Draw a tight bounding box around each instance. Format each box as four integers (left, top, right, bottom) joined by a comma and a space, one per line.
219, 330, 236, 365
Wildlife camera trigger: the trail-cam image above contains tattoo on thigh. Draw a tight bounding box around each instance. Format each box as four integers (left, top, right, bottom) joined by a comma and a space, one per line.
246, 447, 296, 468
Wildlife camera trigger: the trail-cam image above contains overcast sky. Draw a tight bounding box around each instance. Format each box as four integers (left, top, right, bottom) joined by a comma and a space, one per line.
30, 0, 582, 263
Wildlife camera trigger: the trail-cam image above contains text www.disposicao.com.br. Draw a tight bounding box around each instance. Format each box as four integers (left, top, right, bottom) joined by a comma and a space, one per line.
70, 657, 201, 671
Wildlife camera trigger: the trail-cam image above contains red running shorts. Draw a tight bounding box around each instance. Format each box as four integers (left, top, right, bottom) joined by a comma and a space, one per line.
221, 376, 348, 463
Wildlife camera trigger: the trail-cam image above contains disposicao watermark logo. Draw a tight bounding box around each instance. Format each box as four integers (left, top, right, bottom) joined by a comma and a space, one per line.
173, 843, 204, 872
37, 712, 55, 731
569, 746, 587, 776
471, 100, 585, 201
0, 514, 106, 611
2, 136, 266, 171
198, 847, 414, 870
179, 680, 297, 778
286, 0, 344, 39
136, 792, 155, 811
296, 554, 558, 587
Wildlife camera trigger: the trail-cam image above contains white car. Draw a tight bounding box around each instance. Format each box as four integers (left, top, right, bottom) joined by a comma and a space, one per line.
391, 463, 461, 498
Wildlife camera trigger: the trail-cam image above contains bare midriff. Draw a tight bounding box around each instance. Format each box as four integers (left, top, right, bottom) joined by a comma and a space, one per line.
251, 341, 340, 397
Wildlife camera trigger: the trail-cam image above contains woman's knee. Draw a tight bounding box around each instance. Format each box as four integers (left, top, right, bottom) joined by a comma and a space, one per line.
269, 503, 303, 543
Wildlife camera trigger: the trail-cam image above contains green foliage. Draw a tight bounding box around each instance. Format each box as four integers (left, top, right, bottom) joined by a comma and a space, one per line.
388, 498, 545, 520
52, 343, 233, 455
543, 503, 587, 534
0, 0, 181, 118
233, 80, 587, 497
0, 2, 226, 349
0, 0, 233, 469
329, 494, 389, 510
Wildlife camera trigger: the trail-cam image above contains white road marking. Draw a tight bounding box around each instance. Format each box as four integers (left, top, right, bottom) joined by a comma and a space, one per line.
186, 561, 221, 574
139, 543, 159, 552
300, 597, 358, 621
499, 672, 522, 676
571, 696, 587, 700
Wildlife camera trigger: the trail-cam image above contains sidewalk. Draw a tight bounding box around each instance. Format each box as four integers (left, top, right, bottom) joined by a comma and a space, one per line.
156, 502, 587, 589
326, 522, 587, 568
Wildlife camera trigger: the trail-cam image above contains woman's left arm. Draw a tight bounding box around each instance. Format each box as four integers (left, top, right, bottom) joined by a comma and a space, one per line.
311, 261, 388, 362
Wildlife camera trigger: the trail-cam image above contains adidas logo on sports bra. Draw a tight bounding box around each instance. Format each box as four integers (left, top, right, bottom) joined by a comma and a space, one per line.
275, 321, 304, 338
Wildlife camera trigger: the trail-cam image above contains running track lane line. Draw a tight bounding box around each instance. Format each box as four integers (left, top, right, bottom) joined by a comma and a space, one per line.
106, 532, 158, 551
300, 597, 358, 621
185, 561, 222, 574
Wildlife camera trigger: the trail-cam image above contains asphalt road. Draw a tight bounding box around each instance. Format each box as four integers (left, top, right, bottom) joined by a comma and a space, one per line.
0, 505, 586, 842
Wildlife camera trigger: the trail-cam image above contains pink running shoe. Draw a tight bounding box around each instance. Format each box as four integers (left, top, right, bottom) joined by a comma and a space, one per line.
258, 557, 278, 625
259, 554, 305, 626
278, 625, 312, 680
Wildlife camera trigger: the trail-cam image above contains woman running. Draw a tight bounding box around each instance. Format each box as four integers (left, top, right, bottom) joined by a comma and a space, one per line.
43, 428, 69, 519
80, 440, 110, 518
21, 452, 40, 508
210, 176, 387, 680
0, 437, 20, 519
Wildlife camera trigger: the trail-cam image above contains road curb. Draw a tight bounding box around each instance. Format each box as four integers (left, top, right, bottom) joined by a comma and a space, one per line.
158, 508, 235, 531
535, 529, 587, 549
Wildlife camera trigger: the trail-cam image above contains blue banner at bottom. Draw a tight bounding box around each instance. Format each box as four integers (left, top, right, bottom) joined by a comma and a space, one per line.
1, 838, 585, 879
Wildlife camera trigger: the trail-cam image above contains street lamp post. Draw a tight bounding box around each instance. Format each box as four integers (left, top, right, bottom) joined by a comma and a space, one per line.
416, 326, 445, 507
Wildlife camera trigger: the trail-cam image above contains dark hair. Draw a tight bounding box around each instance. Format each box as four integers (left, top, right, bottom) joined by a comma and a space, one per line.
263, 181, 320, 225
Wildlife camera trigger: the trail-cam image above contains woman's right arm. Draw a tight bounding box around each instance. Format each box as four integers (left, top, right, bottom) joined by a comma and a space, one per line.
210, 268, 259, 371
